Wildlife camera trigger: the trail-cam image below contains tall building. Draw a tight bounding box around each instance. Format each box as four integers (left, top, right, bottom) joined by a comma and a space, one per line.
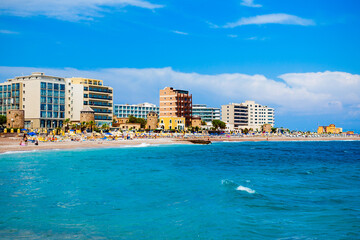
0, 72, 66, 129
221, 100, 274, 131
66, 77, 113, 126
113, 103, 159, 119
192, 104, 220, 122
159, 87, 192, 126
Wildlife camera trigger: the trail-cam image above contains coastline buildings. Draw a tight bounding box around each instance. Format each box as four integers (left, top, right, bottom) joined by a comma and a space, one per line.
221, 100, 275, 131
317, 124, 342, 134
67, 77, 113, 126
159, 87, 192, 127
0, 72, 66, 129
192, 104, 220, 122
0, 73, 113, 129
114, 103, 159, 119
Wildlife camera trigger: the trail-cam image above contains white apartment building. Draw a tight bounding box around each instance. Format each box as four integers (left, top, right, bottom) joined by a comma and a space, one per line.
0, 72, 66, 129
0, 72, 113, 129
192, 104, 220, 122
221, 100, 274, 131
66, 77, 113, 126
114, 103, 159, 119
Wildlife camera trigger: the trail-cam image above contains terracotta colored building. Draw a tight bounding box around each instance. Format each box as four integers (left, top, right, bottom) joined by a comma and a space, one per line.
159, 87, 192, 127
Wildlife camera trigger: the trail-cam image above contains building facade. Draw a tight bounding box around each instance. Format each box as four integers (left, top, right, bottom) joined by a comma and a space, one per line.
66, 77, 113, 126
0, 73, 113, 129
1, 72, 66, 129
159, 87, 192, 126
221, 100, 274, 131
113, 103, 159, 119
159, 117, 185, 131
317, 124, 342, 134
192, 104, 220, 122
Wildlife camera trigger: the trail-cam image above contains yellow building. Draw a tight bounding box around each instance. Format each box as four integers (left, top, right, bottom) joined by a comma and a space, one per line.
159, 117, 185, 131
318, 124, 342, 134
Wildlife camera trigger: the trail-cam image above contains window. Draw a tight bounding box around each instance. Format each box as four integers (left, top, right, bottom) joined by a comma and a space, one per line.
47, 83, 53, 89
47, 104, 52, 111
54, 84, 59, 90
41, 104, 46, 110
41, 111, 46, 118
41, 82, 46, 89
60, 105, 65, 111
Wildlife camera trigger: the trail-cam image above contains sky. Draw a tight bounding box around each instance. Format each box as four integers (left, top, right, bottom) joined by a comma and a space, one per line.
0, 0, 359, 132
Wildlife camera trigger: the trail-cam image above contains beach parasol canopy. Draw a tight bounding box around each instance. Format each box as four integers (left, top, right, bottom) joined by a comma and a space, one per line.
27, 132, 37, 136
21, 129, 27, 131
105, 132, 112, 135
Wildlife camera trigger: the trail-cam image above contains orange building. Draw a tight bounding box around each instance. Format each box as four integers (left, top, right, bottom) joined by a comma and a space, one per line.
159, 87, 192, 126
317, 124, 343, 134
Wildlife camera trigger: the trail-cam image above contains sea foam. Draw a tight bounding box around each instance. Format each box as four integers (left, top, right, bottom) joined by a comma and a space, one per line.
221, 179, 256, 194
236, 185, 256, 194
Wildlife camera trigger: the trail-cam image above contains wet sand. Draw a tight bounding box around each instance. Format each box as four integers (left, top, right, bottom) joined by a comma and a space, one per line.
0, 135, 359, 154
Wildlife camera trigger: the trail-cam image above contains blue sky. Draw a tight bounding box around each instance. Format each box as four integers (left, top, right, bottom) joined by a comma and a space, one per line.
0, 0, 359, 132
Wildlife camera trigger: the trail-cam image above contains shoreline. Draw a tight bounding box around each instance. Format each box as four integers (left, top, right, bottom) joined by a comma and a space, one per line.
0, 136, 359, 154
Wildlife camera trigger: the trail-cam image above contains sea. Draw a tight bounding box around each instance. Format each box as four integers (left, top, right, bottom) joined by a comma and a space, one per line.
0, 141, 359, 239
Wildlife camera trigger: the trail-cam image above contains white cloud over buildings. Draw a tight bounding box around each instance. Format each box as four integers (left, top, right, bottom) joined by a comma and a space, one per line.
0, 67, 358, 119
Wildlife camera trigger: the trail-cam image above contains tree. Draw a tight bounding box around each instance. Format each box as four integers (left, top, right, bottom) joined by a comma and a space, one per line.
271, 127, 277, 133
128, 115, 146, 128
212, 120, 226, 130
101, 123, 109, 130
81, 122, 87, 131
201, 121, 207, 126
0, 115, 6, 126
64, 118, 70, 131
243, 128, 249, 134
88, 121, 96, 132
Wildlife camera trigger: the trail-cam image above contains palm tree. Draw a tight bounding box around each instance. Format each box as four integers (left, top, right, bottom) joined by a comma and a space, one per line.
81, 122, 87, 131
101, 123, 109, 130
88, 121, 95, 132
64, 118, 70, 131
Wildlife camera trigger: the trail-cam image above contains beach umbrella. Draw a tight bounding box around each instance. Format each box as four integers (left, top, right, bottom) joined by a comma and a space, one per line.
105, 132, 112, 135
21, 129, 27, 132
28, 132, 37, 136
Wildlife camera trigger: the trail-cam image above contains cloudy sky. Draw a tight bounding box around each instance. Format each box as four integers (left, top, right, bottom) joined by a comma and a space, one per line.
0, 0, 359, 131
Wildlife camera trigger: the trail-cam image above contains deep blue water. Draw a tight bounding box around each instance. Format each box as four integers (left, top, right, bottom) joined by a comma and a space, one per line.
0, 141, 360, 239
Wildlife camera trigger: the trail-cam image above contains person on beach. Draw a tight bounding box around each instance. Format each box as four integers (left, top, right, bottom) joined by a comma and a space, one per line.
23, 134, 28, 146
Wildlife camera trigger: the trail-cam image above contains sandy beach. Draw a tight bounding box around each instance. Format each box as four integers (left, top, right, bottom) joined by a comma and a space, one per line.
0, 135, 359, 154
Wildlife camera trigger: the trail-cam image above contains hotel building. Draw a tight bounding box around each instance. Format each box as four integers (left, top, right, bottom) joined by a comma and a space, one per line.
66, 77, 113, 126
221, 100, 274, 131
192, 104, 220, 122
113, 103, 159, 119
0, 72, 66, 129
159, 87, 192, 126
0, 73, 113, 129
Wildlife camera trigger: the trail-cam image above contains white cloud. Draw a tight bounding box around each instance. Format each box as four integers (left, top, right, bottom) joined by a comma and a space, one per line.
224, 13, 315, 28
241, 0, 262, 8
0, 67, 359, 119
172, 30, 189, 35
227, 34, 238, 38
0, 0, 164, 21
0, 29, 19, 34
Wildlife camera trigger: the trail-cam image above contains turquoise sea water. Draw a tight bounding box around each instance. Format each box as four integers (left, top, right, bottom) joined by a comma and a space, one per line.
0, 141, 360, 239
